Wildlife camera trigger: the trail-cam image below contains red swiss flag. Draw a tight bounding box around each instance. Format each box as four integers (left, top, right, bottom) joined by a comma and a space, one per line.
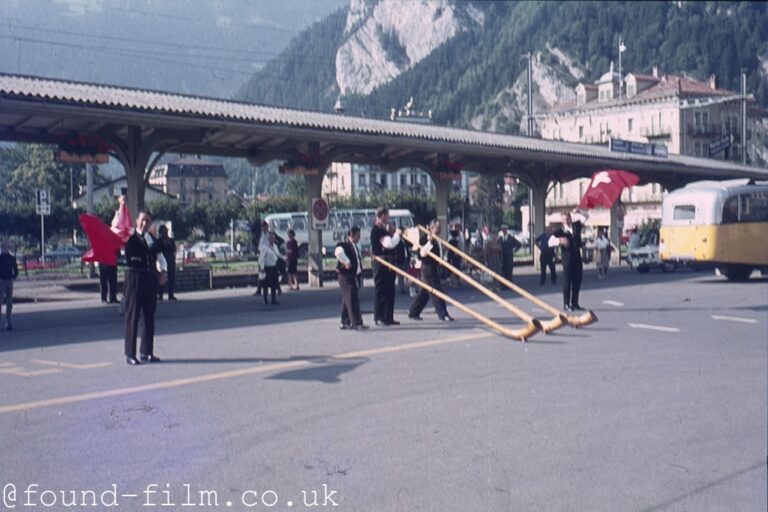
578, 170, 640, 209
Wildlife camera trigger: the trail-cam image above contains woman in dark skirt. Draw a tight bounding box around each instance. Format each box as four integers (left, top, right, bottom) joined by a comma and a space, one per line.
259, 232, 282, 305
285, 229, 300, 291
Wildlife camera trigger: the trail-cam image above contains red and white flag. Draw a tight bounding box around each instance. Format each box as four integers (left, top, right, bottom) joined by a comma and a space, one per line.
578, 170, 639, 210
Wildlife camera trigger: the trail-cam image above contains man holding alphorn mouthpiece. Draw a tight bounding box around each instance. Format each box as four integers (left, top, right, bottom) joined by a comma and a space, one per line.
548, 210, 588, 312
408, 219, 453, 322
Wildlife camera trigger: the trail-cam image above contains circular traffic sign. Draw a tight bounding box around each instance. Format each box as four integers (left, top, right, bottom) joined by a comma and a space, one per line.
312, 198, 329, 221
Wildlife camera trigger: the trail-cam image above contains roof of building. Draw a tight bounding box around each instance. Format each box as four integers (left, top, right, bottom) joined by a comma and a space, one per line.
628, 73, 661, 82
155, 157, 227, 177
0, 73, 764, 179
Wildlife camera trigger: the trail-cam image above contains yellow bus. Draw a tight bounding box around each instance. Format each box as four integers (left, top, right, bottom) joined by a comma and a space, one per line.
659, 179, 768, 281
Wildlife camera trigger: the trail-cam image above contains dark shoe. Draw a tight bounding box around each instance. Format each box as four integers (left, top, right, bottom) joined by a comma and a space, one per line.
408, 315, 423, 321
388, 320, 400, 326
439, 314, 455, 322
271, 300, 280, 306
571, 304, 585, 311
353, 324, 369, 331
5, 324, 12, 331
168, 296, 178, 301
339, 324, 350, 330
563, 305, 572, 312
140, 354, 161, 363
126, 356, 140, 366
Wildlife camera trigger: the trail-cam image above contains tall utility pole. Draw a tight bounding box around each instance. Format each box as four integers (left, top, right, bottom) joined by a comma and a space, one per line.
741, 71, 747, 165
618, 38, 626, 101
521, 52, 534, 136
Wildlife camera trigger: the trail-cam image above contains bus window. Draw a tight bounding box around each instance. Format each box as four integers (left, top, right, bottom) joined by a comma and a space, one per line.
278, 219, 291, 231
673, 205, 696, 221
397, 216, 414, 228
722, 197, 739, 224
269, 220, 279, 231
352, 213, 367, 228
291, 215, 306, 231
742, 193, 768, 222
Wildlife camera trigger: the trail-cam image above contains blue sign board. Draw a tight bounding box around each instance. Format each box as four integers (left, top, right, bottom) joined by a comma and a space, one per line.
610, 138, 668, 158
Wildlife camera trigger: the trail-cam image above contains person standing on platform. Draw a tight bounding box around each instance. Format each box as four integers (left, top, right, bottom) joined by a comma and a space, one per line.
499, 225, 522, 281
549, 210, 588, 311
123, 211, 167, 366
0, 241, 19, 331
484, 232, 503, 291
408, 220, 453, 322
334, 226, 367, 330
285, 229, 300, 291
157, 225, 177, 301
594, 228, 611, 279
536, 226, 557, 285
370, 207, 401, 326
258, 232, 282, 306
98, 260, 118, 304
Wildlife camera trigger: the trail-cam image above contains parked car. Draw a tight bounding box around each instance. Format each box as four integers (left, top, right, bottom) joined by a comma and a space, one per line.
627, 229, 676, 273
44, 246, 83, 264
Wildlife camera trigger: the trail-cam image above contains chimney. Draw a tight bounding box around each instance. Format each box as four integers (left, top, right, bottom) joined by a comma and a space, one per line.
652, 66, 659, 78
708, 74, 717, 90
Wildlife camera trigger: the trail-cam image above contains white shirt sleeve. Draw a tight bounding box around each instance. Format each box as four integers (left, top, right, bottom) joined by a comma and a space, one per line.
572, 212, 588, 223
419, 241, 433, 258
334, 246, 351, 265
156, 253, 168, 273
379, 232, 401, 249
547, 235, 561, 248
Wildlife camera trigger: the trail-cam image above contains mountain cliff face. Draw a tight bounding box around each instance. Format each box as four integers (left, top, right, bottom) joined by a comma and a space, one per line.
336, 0, 483, 95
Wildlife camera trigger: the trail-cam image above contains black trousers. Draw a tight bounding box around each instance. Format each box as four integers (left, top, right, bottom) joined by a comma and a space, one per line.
562, 260, 583, 308
501, 255, 514, 281
339, 273, 363, 326
99, 264, 118, 303
372, 260, 396, 323
409, 267, 447, 318
539, 256, 557, 284
124, 270, 159, 358
158, 264, 176, 299
262, 266, 279, 303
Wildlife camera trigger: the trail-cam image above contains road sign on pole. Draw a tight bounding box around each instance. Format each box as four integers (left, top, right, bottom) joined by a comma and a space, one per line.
36, 189, 50, 264
311, 197, 330, 230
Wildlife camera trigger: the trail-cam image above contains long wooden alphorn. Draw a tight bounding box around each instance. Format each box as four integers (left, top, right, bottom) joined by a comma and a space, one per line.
372, 255, 538, 341
403, 230, 542, 333
419, 226, 597, 329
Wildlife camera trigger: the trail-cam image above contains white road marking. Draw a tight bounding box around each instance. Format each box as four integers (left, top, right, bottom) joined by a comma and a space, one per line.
628, 323, 680, 333
711, 315, 758, 324
602, 300, 625, 307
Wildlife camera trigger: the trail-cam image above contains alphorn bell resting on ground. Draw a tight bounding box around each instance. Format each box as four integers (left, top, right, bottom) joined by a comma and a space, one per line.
415, 225, 597, 330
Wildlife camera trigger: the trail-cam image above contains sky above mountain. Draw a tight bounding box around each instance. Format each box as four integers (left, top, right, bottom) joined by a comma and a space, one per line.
0, 0, 347, 97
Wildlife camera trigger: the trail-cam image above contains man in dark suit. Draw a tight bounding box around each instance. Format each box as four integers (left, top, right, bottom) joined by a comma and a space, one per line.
334, 226, 367, 330
370, 207, 401, 326
549, 211, 588, 311
123, 211, 167, 366
408, 219, 453, 322
157, 225, 177, 301
536, 226, 557, 285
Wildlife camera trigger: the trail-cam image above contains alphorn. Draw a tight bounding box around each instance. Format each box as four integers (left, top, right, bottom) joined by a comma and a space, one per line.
371, 255, 539, 341
418, 226, 597, 329
402, 230, 542, 335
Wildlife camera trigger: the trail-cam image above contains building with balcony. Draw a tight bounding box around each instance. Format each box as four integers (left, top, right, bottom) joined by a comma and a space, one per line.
149, 157, 227, 205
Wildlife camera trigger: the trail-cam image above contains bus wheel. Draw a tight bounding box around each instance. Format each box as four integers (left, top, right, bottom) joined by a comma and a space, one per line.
636, 264, 650, 274
660, 262, 677, 273
723, 265, 753, 282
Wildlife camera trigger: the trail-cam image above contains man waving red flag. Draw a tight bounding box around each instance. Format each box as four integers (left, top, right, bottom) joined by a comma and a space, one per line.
578, 170, 639, 210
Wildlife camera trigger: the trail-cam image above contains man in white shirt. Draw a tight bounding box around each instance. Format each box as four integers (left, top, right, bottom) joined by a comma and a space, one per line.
548, 210, 588, 311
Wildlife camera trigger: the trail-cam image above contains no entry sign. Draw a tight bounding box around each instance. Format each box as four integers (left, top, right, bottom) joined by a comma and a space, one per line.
311, 197, 329, 230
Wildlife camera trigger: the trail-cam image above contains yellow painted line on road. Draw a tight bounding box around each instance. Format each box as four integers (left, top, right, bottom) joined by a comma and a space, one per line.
0, 362, 16, 368
30, 359, 115, 370
0, 331, 493, 415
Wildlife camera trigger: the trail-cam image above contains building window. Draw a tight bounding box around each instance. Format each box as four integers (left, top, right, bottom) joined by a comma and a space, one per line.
702, 112, 709, 132
358, 174, 366, 188
694, 112, 701, 129
208, 177, 214, 190
628, 118, 634, 132
695, 143, 701, 156
578, 126, 584, 139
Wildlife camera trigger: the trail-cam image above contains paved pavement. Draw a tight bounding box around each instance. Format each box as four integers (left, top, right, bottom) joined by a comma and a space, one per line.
1, 266, 766, 511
